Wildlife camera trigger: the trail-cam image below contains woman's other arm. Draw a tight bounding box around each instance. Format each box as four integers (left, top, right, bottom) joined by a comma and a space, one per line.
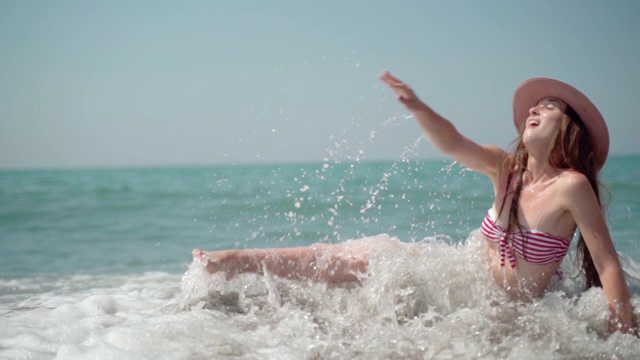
562, 173, 636, 334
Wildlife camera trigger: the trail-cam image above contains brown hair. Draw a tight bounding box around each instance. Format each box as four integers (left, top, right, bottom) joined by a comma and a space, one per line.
499, 105, 603, 288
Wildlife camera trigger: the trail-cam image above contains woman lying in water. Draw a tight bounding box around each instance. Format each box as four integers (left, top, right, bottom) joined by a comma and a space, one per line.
193, 71, 636, 334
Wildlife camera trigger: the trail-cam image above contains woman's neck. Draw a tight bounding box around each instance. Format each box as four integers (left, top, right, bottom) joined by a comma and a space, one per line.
524, 154, 560, 186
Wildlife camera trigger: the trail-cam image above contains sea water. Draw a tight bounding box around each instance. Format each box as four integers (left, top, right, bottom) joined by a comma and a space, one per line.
1, 157, 640, 359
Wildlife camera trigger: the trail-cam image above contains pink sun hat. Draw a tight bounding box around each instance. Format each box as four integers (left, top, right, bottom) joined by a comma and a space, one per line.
512, 77, 610, 170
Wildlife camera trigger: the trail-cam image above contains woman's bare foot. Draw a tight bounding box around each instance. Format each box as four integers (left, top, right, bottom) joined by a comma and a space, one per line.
192, 249, 238, 275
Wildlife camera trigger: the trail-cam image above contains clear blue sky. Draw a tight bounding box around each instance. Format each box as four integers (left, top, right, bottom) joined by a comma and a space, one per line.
1, 0, 639, 169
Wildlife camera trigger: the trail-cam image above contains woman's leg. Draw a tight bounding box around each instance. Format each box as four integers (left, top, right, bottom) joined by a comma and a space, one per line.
192, 243, 368, 284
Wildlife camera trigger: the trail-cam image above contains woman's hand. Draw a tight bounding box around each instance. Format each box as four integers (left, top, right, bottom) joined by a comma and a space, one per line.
378, 70, 426, 112
608, 301, 638, 336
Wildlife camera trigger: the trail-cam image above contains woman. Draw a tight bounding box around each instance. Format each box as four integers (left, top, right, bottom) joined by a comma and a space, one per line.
193, 71, 636, 333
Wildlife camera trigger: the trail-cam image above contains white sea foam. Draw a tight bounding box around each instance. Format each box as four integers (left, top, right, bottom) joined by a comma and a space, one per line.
1, 233, 639, 359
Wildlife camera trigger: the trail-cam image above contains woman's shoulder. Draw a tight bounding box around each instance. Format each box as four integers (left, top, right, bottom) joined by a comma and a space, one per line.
555, 170, 594, 196
557, 169, 589, 182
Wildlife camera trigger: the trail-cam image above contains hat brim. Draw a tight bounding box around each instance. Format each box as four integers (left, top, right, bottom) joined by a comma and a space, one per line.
512, 77, 609, 170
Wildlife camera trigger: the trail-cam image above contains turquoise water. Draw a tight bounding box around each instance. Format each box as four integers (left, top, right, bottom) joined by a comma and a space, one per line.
1, 157, 639, 359
2, 157, 638, 278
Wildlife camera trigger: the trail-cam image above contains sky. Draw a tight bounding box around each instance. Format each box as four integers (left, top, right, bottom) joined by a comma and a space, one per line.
1, 0, 639, 169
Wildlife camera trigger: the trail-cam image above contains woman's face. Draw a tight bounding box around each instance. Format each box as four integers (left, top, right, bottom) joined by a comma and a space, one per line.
523, 97, 567, 146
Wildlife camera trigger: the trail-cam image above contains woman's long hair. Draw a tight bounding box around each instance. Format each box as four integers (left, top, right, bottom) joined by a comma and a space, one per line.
498, 106, 603, 288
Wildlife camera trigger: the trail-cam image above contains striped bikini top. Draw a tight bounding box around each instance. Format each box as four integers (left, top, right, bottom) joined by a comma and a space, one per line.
480, 209, 571, 268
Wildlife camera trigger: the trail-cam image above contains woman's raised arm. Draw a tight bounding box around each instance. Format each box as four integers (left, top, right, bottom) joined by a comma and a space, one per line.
379, 71, 506, 180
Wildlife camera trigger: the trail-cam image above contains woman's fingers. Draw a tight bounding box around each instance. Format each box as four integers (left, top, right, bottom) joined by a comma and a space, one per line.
378, 70, 405, 87
378, 70, 404, 85
378, 70, 416, 100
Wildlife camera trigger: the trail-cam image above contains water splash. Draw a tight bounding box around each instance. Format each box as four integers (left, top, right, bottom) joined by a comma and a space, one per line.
172, 232, 640, 359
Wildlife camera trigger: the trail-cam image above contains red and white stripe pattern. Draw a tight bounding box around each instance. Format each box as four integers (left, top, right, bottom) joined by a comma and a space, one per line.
481, 211, 570, 268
